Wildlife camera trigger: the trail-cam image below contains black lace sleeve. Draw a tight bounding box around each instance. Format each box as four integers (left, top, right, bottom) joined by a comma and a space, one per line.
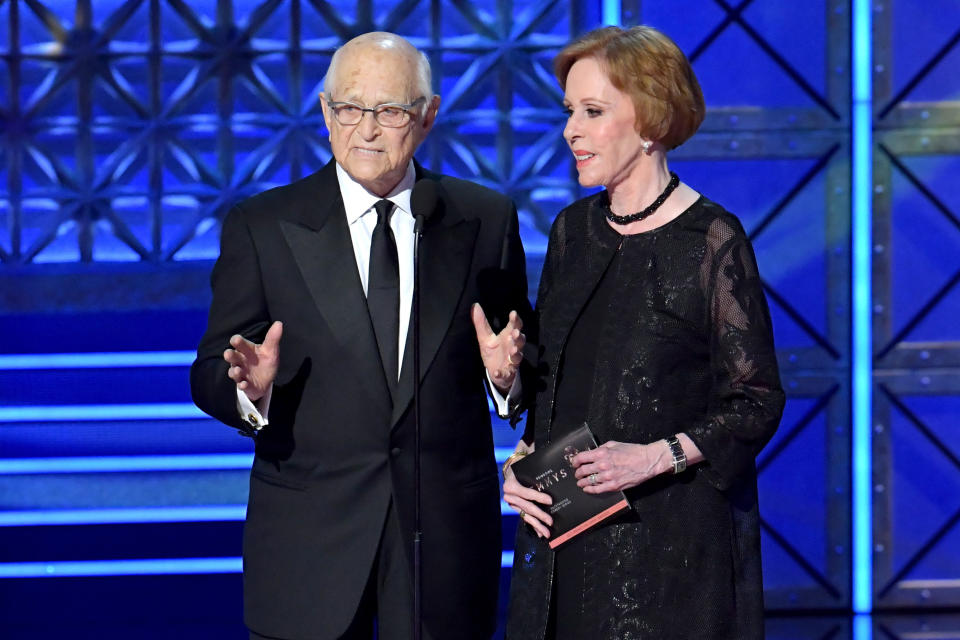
535, 209, 568, 311
686, 216, 785, 490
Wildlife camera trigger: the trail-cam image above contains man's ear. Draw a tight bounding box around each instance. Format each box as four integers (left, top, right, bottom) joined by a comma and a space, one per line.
319, 92, 334, 137
421, 95, 441, 134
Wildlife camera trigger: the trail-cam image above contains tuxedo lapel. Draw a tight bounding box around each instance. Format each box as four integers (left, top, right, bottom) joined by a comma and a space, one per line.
391, 188, 480, 427
279, 167, 392, 417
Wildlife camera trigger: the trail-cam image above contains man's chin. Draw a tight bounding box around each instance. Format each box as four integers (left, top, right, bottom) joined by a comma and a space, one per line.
345, 165, 401, 195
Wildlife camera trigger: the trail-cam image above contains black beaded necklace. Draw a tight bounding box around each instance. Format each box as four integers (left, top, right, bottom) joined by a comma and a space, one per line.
603, 171, 680, 225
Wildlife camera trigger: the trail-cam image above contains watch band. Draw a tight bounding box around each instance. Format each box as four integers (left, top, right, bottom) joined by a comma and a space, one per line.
665, 436, 687, 474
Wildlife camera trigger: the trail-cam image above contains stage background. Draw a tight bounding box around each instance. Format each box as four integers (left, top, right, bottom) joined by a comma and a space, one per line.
0, 1, 958, 638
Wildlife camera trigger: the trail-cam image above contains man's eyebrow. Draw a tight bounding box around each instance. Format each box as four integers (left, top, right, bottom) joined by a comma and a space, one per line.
333, 94, 409, 106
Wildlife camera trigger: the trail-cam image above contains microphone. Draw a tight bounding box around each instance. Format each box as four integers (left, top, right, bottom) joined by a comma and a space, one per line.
409, 178, 437, 640
410, 179, 438, 233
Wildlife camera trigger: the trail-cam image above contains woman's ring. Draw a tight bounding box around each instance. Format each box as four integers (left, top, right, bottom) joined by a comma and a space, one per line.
589, 473, 598, 486
519, 510, 526, 520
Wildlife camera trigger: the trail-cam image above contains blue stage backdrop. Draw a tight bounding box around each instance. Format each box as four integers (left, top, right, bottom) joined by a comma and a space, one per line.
0, 1, 958, 639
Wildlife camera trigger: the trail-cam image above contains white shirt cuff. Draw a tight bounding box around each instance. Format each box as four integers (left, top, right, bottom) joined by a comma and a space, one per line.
486, 371, 521, 418
236, 385, 272, 430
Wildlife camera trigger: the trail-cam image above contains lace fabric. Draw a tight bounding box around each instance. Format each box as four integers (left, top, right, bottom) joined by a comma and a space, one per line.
507, 193, 784, 640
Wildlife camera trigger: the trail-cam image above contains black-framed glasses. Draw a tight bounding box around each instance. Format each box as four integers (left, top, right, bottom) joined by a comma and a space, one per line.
326, 97, 426, 128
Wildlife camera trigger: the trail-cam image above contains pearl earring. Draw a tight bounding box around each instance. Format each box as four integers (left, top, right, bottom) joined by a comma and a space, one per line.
642, 140, 652, 152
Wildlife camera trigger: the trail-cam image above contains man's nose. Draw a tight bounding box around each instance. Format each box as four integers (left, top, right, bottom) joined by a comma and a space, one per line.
356, 111, 381, 139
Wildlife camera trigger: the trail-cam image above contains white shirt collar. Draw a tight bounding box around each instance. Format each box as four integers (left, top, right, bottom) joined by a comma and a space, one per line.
335, 161, 417, 224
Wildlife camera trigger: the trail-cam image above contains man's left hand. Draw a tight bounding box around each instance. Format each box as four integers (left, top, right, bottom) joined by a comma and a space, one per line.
472, 303, 525, 393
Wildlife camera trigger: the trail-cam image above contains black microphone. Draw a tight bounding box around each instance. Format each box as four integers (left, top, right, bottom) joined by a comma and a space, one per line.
409, 178, 437, 640
410, 179, 438, 233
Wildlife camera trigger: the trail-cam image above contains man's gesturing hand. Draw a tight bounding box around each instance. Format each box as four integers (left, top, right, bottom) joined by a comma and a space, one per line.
223, 321, 283, 402
472, 303, 525, 393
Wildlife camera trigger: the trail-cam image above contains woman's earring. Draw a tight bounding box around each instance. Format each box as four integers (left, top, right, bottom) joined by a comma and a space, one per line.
642, 140, 652, 153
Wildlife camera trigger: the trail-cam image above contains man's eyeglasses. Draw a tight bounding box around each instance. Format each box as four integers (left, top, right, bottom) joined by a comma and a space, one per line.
326, 97, 427, 128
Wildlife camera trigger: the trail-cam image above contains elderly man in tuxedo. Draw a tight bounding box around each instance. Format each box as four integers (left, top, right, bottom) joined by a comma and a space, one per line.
191, 31, 529, 640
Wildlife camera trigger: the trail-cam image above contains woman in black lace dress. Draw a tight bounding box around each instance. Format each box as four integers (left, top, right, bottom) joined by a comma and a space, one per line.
502, 26, 785, 639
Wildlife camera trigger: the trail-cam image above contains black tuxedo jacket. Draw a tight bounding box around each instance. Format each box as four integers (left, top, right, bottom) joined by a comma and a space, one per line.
190, 160, 530, 639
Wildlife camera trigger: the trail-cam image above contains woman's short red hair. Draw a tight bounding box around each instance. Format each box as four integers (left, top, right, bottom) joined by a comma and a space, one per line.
554, 25, 705, 150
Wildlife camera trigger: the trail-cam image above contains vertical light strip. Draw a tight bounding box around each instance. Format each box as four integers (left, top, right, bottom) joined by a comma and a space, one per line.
602, 0, 621, 26
854, 613, 873, 640
852, 0, 873, 616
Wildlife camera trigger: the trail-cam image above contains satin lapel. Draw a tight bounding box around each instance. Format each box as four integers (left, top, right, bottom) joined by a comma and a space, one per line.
391, 216, 480, 427
279, 189, 391, 417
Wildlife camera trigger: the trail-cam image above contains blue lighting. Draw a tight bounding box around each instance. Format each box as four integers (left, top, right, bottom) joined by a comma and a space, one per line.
0, 502, 516, 525
0, 453, 253, 474
602, 0, 621, 26
0, 351, 196, 370
0, 403, 207, 422
0, 553, 516, 578
852, 0, 873, 615
0, 506, 247, 526
0, 449, 514, 475
0, 557, 243, 578
853, 613, 873, 640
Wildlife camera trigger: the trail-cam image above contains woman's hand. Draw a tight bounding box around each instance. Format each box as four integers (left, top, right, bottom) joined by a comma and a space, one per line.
572, 440, 672, 494
502, 442, 554, 539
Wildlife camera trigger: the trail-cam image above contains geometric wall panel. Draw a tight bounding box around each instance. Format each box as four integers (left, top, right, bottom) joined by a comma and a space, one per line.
640, 0, 853, 610
758, 385, 848, 610
874, 387, 960, 608
883, 154, 960, 347
0, 0, 600, 273
1, 0, 602, 311
873, 0, 960, 609
876, 614, 960, 640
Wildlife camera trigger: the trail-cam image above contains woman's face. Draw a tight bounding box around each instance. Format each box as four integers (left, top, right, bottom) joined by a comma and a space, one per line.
562, 57, 647, 191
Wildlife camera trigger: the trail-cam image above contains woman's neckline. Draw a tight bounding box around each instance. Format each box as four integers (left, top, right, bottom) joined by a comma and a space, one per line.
598, 192, 704, 238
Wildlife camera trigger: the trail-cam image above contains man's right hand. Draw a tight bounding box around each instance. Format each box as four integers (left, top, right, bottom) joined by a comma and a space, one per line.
223, 321, 283, 402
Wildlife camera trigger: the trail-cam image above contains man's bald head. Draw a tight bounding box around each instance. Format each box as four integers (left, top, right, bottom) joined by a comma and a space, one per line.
324, 32, 433, 102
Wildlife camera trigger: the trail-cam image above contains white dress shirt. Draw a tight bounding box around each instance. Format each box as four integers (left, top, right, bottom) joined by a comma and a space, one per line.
339, 161, 417, 375
237, 161, 516, 428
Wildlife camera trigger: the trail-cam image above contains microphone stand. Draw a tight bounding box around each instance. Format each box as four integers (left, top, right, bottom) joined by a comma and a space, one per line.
412, 213, 425, 640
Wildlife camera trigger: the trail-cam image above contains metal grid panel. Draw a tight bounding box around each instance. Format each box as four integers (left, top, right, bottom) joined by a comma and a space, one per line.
0, 0, 594, 303
637, 0, 853, 610
876, 614, 960, 640
871, 0, 960, 610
